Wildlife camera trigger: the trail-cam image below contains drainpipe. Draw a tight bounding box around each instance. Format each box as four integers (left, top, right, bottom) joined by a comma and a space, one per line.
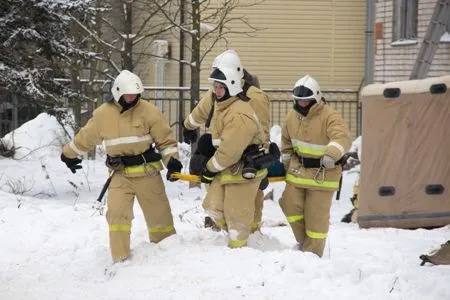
364, 0, 375, 85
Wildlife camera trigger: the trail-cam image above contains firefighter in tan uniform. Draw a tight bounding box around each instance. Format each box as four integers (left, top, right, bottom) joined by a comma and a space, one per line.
200, 64, 268, 247
280, 75, 351, 257
183, 50, 271, 233
60, 70, 182, 262
183, 50, 270, 143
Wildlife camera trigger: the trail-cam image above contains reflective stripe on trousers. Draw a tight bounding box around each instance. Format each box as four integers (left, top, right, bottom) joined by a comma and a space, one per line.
149, 225, 175, 233
286, 214, 327, 239
306, 230, 327, 239
109, 224, 131, 232
229, 239, 247, 248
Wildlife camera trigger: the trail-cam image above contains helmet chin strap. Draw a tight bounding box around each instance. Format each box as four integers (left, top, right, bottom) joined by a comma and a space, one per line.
293, 99, 317, 116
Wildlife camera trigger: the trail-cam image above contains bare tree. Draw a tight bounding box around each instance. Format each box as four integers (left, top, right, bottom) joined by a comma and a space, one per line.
69, 0, 264, 105
155, 0, 264, 110
68, 0, 174, 74
64, 0, 264, 143
63, 0, 178, 135
67, 4, 107, 156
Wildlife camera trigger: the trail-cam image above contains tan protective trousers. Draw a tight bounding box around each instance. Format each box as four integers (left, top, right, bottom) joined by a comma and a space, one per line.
204, 184, 264, 233
279, 183, 334, 257
203, 178, 262, 248
106, 172, 176, 260
252, 189, 264, 232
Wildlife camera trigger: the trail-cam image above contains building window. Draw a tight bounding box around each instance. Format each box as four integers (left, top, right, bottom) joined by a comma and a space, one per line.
447, 14, 450, 33
393, 0, 418, 41
441, 14, 450, 42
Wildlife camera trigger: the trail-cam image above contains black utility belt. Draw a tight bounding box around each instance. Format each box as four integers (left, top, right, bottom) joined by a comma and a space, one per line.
298, 156, 322, 168
106, 147, 162, 169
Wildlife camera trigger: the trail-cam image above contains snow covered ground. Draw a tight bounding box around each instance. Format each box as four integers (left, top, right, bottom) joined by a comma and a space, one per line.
0, 113, 448, 300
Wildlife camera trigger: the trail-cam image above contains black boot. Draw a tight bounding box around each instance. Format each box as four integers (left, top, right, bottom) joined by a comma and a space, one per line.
341, 209, 356, 223
204, 216, 221, 231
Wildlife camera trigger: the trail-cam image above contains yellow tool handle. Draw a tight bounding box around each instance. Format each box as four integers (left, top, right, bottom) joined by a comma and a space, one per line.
172, 172, 201, 183
170, 172, 285, 183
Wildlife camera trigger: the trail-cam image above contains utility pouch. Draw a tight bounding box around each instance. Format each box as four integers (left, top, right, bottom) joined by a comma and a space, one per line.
242, 145, 276, 179
106, 156, 124, 171
253, 152, 276, 169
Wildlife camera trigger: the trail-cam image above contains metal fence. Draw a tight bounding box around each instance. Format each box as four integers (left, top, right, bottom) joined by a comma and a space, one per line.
0, 87, 361, 140
141, 87, 361, 142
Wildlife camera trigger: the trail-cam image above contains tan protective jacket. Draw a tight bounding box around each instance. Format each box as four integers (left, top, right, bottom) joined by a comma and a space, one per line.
281, 102, 351, 191
184, 89, 215, 130
184, 86, 271, 142
63, 100, 179, 177
206, 96, 267, 184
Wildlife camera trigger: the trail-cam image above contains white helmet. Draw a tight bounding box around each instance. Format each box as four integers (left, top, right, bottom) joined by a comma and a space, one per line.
111, 70, 144, 101
208, 66, 243, 96
292, 74, 322, 104
211, 49, 244, 79
211, 52, 224, 70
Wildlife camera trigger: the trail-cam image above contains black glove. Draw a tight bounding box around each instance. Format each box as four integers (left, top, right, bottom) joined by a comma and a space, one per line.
60, 153, 82, 174
340, 151, 360, 171
166, 157, 183, 182
269, 142, 281, 161
259, 176, 269, 191
197, 133, 216, 158
182, 122, 198, 144
201, 167, 218, 184
189, 154, 208, 175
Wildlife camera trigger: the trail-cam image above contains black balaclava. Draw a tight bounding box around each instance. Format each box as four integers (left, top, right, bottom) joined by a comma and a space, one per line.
118, 94, 140, 113
293, 99, 317, 116
292, 84, 317, 116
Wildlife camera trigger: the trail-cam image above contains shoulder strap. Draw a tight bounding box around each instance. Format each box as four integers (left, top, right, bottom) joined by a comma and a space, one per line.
205, 94, 216, 128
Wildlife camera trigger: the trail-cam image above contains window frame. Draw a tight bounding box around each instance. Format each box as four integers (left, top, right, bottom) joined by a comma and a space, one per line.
392, 0, 418, 42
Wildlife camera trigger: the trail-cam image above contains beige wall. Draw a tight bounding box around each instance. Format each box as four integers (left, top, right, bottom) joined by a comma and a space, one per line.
136, 1, 365, 139
374, 0, 450, 83
141, 0, 366, 91
201, 0, 366, 90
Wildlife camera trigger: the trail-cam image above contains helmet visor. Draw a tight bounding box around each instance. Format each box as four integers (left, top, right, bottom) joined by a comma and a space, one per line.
209, 68, 227, 81
293, 85, 314, 100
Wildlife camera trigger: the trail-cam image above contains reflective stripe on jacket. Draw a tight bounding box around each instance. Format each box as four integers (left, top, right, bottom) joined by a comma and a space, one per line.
63, 100, 179, 177
281, 102, 351, 191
